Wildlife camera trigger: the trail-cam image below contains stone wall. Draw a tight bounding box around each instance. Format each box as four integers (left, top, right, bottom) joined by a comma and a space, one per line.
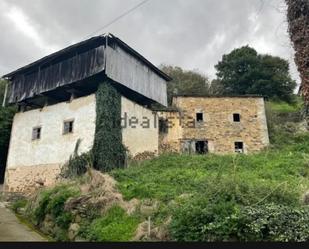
159, 97, 269, 154
158, 111, 182, 154
4, 164, 61, 193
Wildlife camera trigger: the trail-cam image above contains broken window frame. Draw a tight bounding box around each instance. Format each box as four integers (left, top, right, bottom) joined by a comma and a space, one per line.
234, 141, 244, 153
32, 126, 41, 141
63, 119, 74, 135
233, 113, 241, 122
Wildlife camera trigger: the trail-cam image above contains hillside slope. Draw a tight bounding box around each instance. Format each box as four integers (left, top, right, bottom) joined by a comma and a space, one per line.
11, 100, 309, 242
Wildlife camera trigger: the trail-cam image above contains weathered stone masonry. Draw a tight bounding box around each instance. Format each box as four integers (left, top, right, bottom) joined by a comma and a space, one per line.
159, 96, 269, 154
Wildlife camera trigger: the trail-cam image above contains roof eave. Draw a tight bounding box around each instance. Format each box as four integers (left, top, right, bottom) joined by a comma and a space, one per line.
2, 33, 172, 82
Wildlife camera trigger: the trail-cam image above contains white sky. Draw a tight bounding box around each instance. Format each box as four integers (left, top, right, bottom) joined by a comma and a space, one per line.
0, 0, 301, 87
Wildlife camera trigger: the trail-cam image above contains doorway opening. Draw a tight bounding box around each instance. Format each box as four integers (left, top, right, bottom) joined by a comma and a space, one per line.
195, 141, 208, 154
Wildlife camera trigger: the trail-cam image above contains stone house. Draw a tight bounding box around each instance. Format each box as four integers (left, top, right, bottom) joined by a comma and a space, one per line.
158, 95, 269, 154
2, 34, 171, 192
1, 34, 269, 193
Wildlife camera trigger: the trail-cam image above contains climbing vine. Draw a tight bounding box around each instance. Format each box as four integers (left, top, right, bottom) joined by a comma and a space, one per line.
92, 81, 126, 171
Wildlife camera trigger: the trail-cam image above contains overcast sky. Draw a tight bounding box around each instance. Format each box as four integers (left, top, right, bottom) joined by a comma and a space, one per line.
0, 0, 300, 84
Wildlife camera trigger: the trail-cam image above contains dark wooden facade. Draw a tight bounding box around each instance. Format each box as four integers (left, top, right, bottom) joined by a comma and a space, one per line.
3, 34, 170, 108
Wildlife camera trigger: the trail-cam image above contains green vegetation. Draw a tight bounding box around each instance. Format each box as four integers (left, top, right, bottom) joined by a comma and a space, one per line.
265, 99, 303, 146
11, 198, 28, 213
13, 97, 309, 242
111, 136, 309, 204
269, 99, 302, 113
60, 139, 93, 178
160, 65, 211, 105
214, 46, 297, 102
109, 100, 309, 241
81, 206, 139, 242
31, 185, 79, 225
110, 130, 309, 241
0, 80, 16, 181
170, 201, 309, 241
93, 82, 126, 171
26, 185, 80, 241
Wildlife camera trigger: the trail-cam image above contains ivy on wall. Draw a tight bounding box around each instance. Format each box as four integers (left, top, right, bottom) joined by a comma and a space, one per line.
92, 81, 126, 171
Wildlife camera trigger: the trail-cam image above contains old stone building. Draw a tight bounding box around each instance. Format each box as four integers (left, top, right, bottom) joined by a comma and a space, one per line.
158, 95, 269, 154
1, 34, 269, 193
2, 34, 170, 192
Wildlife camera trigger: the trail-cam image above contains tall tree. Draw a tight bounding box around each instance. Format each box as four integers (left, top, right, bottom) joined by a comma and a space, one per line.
286, 0, 309, 115
160, 65, 210, 105
214, 46, 296, 102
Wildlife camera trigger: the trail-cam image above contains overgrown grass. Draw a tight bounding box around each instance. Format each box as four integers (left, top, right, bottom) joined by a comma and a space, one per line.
111, 134, 309, 205
31, 185, 79, 225
11, 199, 28, 213
17, 98, 309, 241
25, 185, 80, 241
110, 99, 309, 241
268, 97, 303, 113
81, 206, 139, 242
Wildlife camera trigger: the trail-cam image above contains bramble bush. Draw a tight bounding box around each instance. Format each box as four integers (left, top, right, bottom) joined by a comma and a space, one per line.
27, 185, 80, 241
170, 198, 309, 242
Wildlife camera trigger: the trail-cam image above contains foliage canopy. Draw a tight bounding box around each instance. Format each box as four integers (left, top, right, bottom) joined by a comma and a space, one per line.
160, 65, 210, 105
214, 46, 297, 102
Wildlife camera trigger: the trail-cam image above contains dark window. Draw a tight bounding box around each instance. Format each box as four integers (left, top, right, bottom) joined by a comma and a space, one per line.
196, 113, 204, 122
195, 141, 208, 154
63, 120, 74, 134
235, 142, 244, 153
32, 127, 41, 140
159, 118, 168, 134
233, 113, 241, 122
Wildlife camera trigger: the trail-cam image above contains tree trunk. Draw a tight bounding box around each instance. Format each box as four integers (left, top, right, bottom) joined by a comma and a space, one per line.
285, 0, 309, 115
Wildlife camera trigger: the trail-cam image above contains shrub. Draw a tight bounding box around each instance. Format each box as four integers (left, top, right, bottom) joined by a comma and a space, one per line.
32, 185, 79, 225
170, 198, 309, 242
32, 188, 54, 224
200, 174, 300, 206
169, 198, 238, 241
60, 139, 93, 178
237, 204, 309, 241
55, 212, 74, 230
11, 199, 28, 213
85, 206, 139, 242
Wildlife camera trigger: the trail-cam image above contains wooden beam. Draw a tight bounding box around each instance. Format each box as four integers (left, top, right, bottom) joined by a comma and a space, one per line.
2, 82, 8, 107
39, 92, 63, 102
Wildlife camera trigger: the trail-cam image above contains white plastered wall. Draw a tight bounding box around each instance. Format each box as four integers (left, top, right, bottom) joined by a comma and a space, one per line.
7, 94, 96, 170
121, 96, 159, 156
5, 93, 159, 192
